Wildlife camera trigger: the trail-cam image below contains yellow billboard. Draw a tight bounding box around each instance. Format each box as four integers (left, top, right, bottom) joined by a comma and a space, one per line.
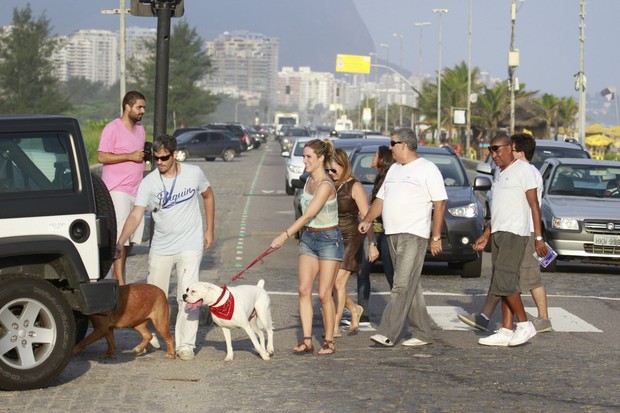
335, 54, 371, 74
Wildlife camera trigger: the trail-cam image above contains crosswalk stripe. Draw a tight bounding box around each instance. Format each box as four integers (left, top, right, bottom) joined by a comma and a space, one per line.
524, 307, 602, 333
427, 306, 603, 333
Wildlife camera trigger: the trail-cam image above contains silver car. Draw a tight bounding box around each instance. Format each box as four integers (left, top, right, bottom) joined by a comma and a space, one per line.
539, 157, 620, 271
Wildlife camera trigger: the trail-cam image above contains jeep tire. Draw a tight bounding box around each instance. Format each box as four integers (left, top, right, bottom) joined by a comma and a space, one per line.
0, 274, 75, 391
92, 173, 116, 280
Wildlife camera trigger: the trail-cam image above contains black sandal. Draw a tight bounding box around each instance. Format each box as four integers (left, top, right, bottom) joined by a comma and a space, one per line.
293, 337, 314, 353
318, 340, 335, 355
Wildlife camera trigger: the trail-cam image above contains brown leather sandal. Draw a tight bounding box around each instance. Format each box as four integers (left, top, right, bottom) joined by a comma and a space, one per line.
293, 337, 314, 353
318, 340, 335, 355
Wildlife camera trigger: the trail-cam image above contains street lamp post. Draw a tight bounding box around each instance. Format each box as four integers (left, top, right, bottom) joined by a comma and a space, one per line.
369, 52, 378, 131
101, 0, 128, 115
433, 9, 448, 144
393, 32, 404, 126
380, 43, 391, 132
414, 22, 431, 130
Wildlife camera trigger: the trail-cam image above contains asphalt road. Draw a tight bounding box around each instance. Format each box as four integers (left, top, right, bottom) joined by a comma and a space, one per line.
2, 140, 618, 412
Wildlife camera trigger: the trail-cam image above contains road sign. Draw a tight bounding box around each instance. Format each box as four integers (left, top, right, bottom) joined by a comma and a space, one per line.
335, 54, 371, 74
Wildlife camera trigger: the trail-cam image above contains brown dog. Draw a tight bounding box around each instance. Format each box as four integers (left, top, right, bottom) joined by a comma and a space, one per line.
73, 283, 175, 359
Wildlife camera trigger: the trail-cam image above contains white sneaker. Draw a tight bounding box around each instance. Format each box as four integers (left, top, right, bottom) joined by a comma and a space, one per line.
508, 321, 537, 346
149, 334, 161, 349
401, 338, 430, 347
478, 328, 513, 347
370, 334, 394, 347
176, 348, 195, 361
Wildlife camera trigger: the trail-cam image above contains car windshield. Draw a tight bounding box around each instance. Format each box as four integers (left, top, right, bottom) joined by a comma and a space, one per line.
293, 140, 310, 156
285, 128, 309, 137
351, 152, 467, 187
549, 165, 620, 197
532, 147, 589, 169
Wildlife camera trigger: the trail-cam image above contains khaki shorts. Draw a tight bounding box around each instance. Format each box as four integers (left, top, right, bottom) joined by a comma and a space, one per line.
110, 191, 145, 246
489, 231, 528, 296
519, 233, 543, 291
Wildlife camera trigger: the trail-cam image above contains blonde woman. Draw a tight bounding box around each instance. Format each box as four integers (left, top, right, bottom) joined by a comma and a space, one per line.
271, 139, 342, 355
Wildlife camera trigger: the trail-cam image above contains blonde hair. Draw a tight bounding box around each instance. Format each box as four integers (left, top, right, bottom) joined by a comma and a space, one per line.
304, 138, 334, 166
331, 147, 352, 186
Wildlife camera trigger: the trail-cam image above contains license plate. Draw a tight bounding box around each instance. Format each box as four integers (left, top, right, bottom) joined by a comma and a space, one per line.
593, 234, 620, 246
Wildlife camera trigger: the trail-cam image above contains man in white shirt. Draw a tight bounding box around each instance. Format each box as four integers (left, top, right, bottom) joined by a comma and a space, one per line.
472, 134, 548, 347
359, 128, 447, 347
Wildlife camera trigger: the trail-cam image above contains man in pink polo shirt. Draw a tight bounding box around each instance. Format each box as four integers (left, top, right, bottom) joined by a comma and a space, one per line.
98, 91, 147, 285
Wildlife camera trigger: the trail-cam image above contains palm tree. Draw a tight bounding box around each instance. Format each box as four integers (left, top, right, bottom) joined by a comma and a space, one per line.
472, 82, 509, 136
416, 61, 481, 142
533, 93, 560, 138
557, 96, 579, 136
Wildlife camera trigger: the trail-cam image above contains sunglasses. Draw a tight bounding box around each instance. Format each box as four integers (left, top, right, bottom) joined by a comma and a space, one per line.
390, 140, 404, 147
326, 168, 337, 174
488, 144, 510, 153
153, 154, 172, 162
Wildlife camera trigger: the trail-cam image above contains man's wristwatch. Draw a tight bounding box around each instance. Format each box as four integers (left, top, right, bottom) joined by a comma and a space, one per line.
369, 241, 377, 247
535, 235, 544, 242
432, 236, 441, 242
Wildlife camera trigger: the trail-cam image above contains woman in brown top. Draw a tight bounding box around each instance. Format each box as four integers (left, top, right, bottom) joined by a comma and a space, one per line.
327, 148, 378, 337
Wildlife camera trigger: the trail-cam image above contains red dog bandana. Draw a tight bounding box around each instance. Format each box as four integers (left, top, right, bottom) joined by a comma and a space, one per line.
209, 286, 235, 320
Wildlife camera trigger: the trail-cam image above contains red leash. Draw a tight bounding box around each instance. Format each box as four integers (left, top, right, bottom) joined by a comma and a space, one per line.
229, 247, 277, 283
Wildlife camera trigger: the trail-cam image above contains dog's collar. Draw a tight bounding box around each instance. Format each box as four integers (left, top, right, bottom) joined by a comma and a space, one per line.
209, 285, 235, 320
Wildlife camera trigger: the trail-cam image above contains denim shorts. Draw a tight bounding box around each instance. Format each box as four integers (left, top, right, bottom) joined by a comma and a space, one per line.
299, 228, 344, 261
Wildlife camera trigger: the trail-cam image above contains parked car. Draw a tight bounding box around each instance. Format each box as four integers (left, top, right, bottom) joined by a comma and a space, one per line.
203, 123, 252, 151
337, 130, 384, 139
292, 143, 486, 277
536, 157, 620, 271
282, 136, 321, 195
476, 138, 591, 218
280, 126, 312, 153
175, 129, 241, 162
172, 127, 204, 137
246, 125, 268, 143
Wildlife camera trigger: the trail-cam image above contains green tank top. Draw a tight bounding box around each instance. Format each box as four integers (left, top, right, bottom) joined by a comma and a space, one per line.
300, 180, 338, 228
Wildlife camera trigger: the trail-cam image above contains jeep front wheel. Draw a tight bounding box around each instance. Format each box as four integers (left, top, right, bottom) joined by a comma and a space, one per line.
0, 275, 75, 391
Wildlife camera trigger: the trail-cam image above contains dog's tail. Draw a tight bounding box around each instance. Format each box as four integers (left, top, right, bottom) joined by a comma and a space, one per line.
257, 279, 265, 289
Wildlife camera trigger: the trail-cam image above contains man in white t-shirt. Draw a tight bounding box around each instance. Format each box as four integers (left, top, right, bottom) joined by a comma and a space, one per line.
459, 133, 552, 333
116, 135, 215, 361
98, 90, 146, 286
359, 128, 447, 347
472, 134, 548, 347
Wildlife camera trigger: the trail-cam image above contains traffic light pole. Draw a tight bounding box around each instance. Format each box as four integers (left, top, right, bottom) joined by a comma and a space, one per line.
153, 1, 173, 141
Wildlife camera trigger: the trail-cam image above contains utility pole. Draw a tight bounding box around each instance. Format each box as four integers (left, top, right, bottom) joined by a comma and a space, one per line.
101, 0, 129, 115
576, 0, 587, 145
508, 0, 521, 135
466, 0, 473, 158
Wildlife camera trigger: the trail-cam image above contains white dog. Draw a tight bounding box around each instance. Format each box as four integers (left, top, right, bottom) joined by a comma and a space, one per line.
183, 279, 274, 361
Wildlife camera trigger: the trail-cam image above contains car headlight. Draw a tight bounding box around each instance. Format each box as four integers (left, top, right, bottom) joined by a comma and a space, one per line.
448, 203, 478, 218
287, 164, 305, 174
552, 217, 579, 230
282, 138, 290, 144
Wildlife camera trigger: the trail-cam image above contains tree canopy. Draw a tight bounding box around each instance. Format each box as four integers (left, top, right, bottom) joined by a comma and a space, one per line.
128, 20, 220, 129
0, 5, 70, 114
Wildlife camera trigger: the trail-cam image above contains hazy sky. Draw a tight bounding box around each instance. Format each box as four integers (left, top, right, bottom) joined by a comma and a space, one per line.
2, 0, 619, 100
